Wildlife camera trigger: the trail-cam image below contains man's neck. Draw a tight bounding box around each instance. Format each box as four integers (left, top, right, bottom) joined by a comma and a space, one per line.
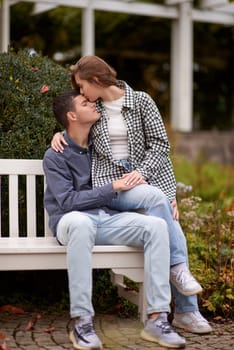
67, 126, 89, 148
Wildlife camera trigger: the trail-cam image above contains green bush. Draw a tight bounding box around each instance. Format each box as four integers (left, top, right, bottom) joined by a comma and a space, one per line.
177, 185, 234, 318
0, 48, 70, 159
173, 156, 233, 319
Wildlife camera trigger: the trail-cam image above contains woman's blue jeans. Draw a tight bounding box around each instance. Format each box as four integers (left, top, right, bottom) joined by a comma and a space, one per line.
111, 184, 199, 313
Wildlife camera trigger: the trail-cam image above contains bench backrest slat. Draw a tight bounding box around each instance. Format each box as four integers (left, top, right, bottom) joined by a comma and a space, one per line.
26, 174, 37, 237
9, 175, 19, 237
0, 159, 52, 238
44, 176, 51, 236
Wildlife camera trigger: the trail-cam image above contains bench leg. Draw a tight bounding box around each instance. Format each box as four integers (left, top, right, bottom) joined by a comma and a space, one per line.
110, 269, 146, 323
138, 282, 147, 323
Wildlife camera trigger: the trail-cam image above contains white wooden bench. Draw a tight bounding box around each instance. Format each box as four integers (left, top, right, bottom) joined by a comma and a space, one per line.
0, 159, 146, 321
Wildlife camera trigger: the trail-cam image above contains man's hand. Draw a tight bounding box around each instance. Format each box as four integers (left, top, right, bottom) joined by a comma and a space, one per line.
171, 199, 179, 220
51, 132, 68, 152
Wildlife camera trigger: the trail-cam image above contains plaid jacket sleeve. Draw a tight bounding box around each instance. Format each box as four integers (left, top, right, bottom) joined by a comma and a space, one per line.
131, 91, 177, 201
133, 91, 170, 178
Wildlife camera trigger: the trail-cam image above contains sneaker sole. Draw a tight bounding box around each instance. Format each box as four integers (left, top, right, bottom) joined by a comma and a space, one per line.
172, 320, 213, 334
171, 284, 203, 296
69, 331, 103, 350
140, 329, 186, 349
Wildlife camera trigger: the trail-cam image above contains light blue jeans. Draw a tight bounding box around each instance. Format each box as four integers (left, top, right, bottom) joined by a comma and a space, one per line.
56, 209, 171, 318
111, 184, 199, 313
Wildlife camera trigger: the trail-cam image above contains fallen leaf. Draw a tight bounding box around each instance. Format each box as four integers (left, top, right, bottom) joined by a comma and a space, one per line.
0, 305, 24, 314
0, 341, 11, 350
213, 315, 224, 323
43, 327, 55, 333
25, 321, 35, 331
24, 313, 42, 331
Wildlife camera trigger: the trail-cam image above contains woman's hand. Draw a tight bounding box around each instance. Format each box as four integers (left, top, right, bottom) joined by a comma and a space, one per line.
51, 132, 68, 152
121, 171, 146, 186
171, 199, 179, 220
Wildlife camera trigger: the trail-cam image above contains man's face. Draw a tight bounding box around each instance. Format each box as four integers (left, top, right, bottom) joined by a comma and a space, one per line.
73, 95, 100, 125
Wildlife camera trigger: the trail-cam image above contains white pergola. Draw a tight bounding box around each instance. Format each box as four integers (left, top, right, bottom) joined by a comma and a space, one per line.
0, 0, 234, 132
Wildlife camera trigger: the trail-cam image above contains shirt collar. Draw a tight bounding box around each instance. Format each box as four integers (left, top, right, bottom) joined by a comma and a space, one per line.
117, 80, 135, 109
64, 132, 92, 154
96, 80, 135, 110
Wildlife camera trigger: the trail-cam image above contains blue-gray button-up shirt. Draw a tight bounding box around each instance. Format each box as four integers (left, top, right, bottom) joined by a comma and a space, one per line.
43, 132, 117, 235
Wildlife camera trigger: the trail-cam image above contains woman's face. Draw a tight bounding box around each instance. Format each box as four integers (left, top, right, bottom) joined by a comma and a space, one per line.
74, 74, 101, 102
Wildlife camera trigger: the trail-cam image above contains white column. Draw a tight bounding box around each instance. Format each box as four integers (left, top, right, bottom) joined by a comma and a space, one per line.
81, 1, 95, 55
171, 1, 193, 132
0, 0, 10, 52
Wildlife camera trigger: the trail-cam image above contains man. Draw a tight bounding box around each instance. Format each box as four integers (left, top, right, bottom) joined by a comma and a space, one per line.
43, 89, 186, 349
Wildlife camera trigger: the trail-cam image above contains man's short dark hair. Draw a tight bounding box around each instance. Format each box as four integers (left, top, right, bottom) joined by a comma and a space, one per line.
53, 89, 80, 128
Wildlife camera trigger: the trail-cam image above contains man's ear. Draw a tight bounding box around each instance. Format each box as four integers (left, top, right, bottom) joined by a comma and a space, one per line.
67, 110, 78, 122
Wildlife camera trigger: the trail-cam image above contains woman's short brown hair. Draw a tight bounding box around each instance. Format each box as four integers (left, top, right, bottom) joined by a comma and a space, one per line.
70, 55, 118, 89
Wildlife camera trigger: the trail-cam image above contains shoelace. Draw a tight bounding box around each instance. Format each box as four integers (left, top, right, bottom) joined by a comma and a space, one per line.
173, 269, 194, 285
154, 319, 175, 334
193, 311, 206, 322
76, 322, 95, 336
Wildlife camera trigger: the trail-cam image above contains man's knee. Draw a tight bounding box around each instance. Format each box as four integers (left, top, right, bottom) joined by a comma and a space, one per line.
57, 212, 95, 244
145, 216, 168, 237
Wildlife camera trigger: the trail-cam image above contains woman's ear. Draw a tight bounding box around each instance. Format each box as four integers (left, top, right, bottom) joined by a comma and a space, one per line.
93, 76, 100, 85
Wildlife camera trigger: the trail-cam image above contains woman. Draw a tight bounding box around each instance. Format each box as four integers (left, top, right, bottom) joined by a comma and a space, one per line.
52, 55, 212, 334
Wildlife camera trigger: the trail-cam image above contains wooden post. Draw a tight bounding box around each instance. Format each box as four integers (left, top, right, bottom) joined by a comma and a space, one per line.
0, 0, 10, 52
171, 1, 193, 132
81, 2, 95, 55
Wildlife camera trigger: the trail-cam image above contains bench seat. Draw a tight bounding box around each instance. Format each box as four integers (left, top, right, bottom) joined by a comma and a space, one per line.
0, 237, 143, 272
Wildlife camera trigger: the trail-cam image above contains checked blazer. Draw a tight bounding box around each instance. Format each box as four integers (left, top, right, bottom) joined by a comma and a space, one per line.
90, 81, 177, 202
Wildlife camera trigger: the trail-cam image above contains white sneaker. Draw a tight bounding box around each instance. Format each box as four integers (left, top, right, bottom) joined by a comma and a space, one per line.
170, 265, 202, 296
172, 311, 213, 334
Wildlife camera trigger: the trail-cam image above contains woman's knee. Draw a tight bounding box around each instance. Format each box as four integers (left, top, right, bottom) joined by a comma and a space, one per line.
139, 185, 167, 203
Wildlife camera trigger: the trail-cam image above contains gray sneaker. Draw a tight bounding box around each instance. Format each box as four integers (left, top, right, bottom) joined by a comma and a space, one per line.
69, 316, 103, 349
170, 265, 203, 296
140, 313, 186, 348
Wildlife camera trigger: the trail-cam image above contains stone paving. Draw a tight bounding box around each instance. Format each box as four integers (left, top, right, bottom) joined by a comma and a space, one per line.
0, 311, 233, 350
